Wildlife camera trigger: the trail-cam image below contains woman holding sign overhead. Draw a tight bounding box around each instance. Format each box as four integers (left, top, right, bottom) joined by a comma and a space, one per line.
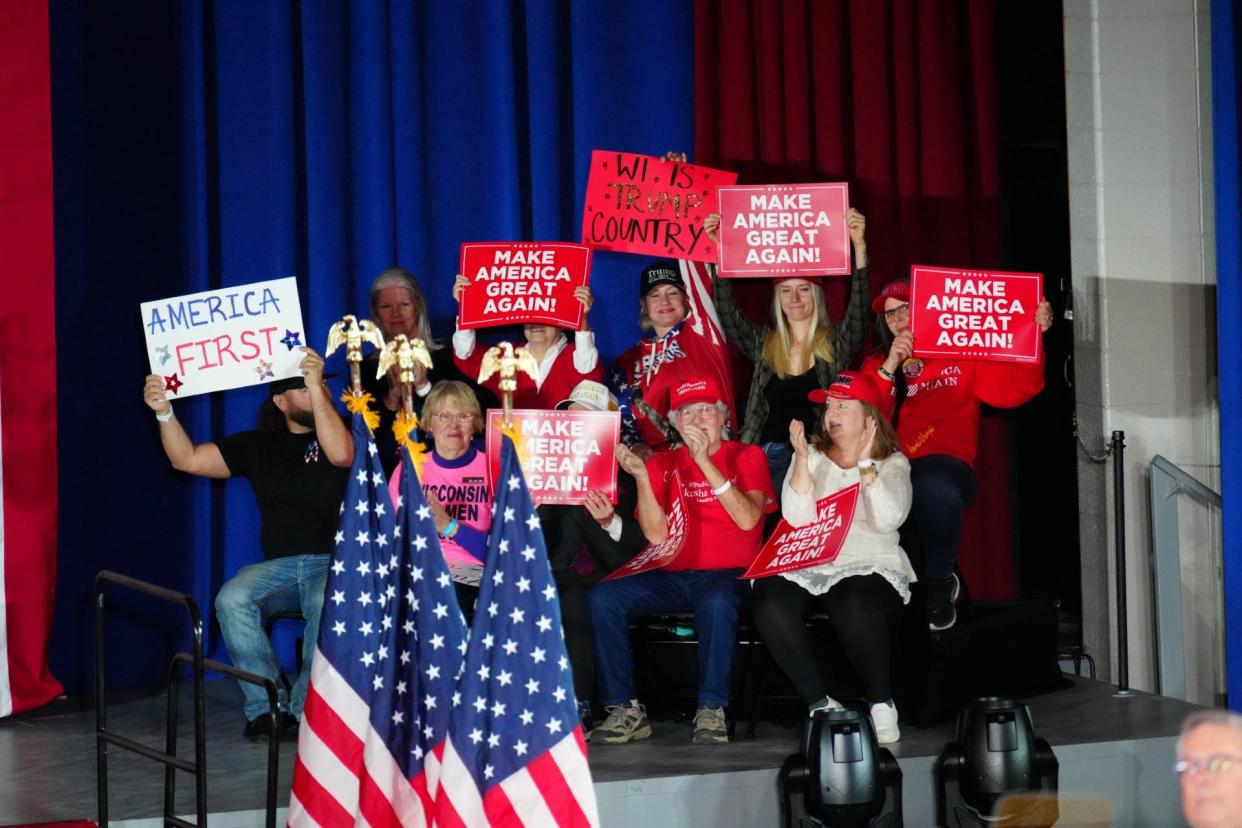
862, 278, 1053, 631
703, 207, 871, 491
450, 275, 602, 409
750, 370, 914, 745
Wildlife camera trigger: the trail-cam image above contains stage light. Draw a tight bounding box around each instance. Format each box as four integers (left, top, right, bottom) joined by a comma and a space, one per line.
778, 706, 903, 827
934, 697, 1059, 827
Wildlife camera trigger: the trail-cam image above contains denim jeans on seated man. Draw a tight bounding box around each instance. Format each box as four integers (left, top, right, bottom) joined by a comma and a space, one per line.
215, 554, 329, 722
588, 568, 747, 710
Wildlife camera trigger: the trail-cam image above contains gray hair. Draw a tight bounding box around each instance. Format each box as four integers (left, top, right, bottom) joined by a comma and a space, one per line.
368, 267, 441, 349
1177, 710, 1242, 756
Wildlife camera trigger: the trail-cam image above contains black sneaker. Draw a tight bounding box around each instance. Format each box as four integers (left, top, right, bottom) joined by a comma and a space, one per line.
243, 711, 299, 741
926, 573, 960, 631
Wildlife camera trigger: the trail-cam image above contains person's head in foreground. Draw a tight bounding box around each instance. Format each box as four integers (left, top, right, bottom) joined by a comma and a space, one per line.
369, 266, 437, 346
1178, 710, 1242, 828
556, 380, 618, 413
873, 278, 911, 342
807, 370, 898, 460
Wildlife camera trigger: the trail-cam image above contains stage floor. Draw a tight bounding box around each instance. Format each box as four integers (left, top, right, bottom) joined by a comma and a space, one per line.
0, 675, 1201, 825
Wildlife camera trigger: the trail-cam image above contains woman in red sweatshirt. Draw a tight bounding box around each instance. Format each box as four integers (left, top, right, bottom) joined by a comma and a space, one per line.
861, 279, 1053, 630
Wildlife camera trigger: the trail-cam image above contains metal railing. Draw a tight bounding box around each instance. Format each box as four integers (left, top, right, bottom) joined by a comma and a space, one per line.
1148, 456, 1223, 702
95, 570, 282, 828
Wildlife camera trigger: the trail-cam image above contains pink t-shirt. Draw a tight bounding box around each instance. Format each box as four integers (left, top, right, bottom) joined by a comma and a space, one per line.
389, 445, 492, 582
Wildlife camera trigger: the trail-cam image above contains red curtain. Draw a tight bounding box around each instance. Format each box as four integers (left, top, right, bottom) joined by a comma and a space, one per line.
694, 0, 1015, 598
0, 0, 63, 715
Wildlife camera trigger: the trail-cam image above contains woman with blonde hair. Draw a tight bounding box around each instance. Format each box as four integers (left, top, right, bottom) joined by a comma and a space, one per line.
750, 370, 915, 745
704, 208, 871, 490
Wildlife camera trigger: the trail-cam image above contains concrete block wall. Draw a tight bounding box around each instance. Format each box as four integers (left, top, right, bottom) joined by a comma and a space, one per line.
1063, 0, 1221, 703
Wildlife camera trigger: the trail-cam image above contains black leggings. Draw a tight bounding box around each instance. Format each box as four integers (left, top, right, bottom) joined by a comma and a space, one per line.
751, 573, 901, 706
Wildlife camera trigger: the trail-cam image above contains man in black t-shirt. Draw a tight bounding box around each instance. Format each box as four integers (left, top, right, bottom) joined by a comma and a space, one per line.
142, 347, 351, 740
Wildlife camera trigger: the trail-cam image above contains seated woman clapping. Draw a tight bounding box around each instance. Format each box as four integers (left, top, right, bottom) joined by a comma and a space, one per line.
750, 371, 915, 745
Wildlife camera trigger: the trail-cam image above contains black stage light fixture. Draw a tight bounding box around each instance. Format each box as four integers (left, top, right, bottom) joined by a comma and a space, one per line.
934, 697, 1059, 827
778, 706, 903, 827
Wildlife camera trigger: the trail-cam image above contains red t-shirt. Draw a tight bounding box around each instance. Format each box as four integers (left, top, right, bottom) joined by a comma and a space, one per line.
454, 339, 603, 411
644, 441, 776, 571
860, 351, 1045, 466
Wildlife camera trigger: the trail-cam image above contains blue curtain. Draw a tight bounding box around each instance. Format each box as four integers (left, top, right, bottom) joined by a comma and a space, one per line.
1213, 0, 1242, 710
49, 0, 694, 692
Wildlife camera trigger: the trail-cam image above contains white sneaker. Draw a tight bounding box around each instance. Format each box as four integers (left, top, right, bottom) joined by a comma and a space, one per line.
870, 701, 900, 744
808, 695, 844, 716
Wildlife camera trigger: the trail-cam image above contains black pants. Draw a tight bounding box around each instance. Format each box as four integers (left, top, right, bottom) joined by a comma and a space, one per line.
751, 573, 901, 706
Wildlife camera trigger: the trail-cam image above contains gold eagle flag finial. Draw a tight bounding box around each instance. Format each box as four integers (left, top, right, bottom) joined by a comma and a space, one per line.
479, 341, 539, 429
376, 335, 433, 473
325, 314, 386, 430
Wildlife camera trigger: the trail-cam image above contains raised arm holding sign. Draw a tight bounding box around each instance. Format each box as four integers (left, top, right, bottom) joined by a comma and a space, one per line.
862, 276, 1053, 633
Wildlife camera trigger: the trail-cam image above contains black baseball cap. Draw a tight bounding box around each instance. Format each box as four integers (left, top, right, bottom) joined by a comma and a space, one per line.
268, 374, 335, 395
639, 260, 684, 298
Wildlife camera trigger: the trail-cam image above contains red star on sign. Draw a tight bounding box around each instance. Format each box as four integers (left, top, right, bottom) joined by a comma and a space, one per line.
164, 373, 183, 394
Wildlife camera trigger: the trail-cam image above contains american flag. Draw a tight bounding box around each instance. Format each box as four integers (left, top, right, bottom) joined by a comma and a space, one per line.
434, 436, 600, 827
289, 417, 467, 827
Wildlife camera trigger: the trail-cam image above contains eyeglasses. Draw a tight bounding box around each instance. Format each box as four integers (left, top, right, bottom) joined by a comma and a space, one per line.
431, 411, 474, 425
1174, 754, 1242, 776
883, 303, 910, 322
677, 404, 718, 420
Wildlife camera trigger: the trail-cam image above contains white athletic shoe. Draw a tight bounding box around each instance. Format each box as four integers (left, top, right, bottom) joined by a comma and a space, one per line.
870, 701, 901, 744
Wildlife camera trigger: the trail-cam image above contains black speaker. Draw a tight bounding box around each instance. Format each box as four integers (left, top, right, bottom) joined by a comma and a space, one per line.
779, 707, 903, 828
934, 697, 1058, 827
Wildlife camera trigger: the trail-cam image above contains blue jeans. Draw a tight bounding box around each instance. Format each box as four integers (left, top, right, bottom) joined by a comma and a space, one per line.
587, 569, 746, 709
760, 441, 792, 493
905, 455, 977, 579
214, 554, 329, 721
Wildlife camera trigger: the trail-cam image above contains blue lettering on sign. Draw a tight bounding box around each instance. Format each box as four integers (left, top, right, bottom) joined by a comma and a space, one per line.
145, 287, 284, 335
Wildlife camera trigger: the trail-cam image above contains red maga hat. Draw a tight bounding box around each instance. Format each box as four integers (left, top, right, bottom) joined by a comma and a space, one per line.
668, 377, 725, 414
870, 280, 910, 314
808, 370, 888, 410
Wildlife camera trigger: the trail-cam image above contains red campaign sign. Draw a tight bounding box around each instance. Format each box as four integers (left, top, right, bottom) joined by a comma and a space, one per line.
601, 473, 687, 581
580, 150, 737, 263
742, 484, 859, 579
485, 409, 620, 505
457, 242, 592, 331
909, 266, 1044, 364
717, 183, 851, 278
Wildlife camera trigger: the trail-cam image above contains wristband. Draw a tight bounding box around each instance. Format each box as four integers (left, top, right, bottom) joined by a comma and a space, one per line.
155, 405, 174, 423
439, 518, 459, 539
876, 366, 896, 382
711, 479, 733, 497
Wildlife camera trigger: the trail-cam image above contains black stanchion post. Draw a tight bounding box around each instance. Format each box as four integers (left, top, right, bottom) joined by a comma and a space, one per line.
1112, 431, 1134, 697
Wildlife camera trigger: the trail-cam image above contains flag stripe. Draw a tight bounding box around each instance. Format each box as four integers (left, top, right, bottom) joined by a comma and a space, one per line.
495, 765, 557, 826
302, 681, 366, 777
284, 793, 324, 828
289, 751, 355, 828
360, 734, 424, 827
295, 694, 363, 821
549, 731, 600, 826
357, 770, 404, 828
435, 739, 488, 827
